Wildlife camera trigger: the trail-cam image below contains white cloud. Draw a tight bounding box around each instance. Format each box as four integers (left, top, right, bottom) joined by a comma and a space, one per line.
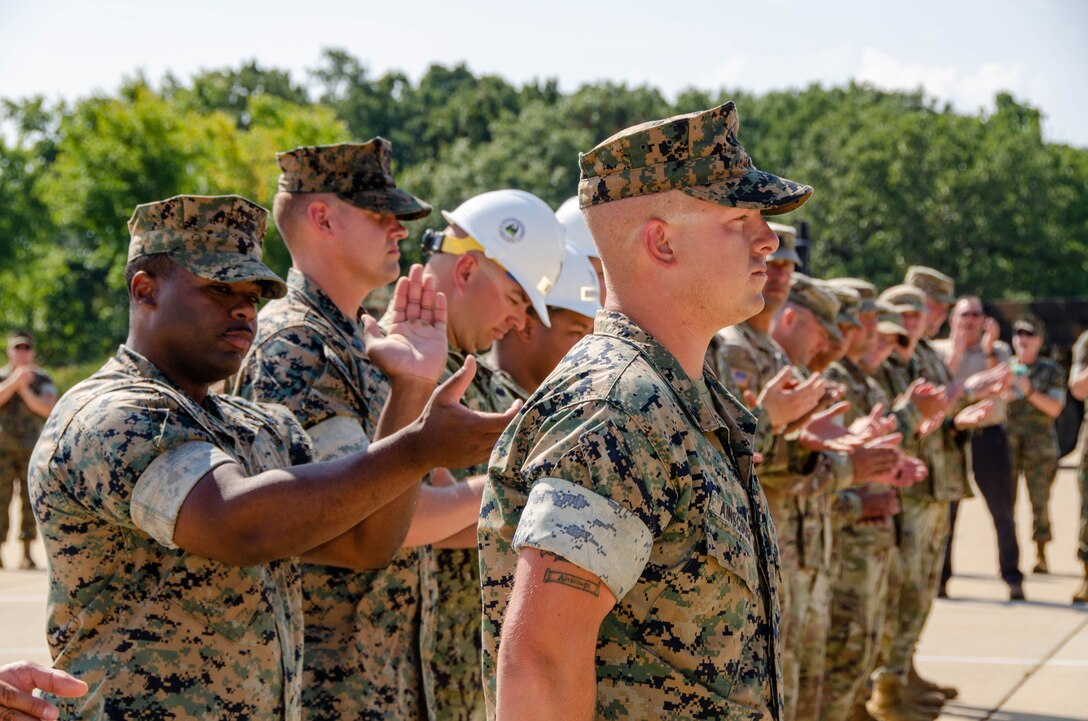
854, 47, 1027, 115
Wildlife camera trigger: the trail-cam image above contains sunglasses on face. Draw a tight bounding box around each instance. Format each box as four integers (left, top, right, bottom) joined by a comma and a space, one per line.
11, 344, 32, 351
1014, 329, 1038, 337
958, 311, 983, 318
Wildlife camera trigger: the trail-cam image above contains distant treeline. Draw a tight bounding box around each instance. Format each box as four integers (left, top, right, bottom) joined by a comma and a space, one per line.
2, 49, 1086, 364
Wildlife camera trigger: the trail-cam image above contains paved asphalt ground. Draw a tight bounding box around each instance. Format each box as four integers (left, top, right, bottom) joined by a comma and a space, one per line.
3, 453, 1085, 719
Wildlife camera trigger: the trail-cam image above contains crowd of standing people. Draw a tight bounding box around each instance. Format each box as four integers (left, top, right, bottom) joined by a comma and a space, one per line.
1, 101, 1087, 721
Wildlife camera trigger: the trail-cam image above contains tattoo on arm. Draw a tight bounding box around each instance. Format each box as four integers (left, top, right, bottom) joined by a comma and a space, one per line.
543, 568, 601, 597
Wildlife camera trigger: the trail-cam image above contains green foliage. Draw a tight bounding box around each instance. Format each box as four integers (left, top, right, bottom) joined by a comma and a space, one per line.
1, 51, 1086, 368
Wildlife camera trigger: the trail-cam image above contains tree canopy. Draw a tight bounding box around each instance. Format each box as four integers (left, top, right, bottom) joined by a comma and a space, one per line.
2, 48, 1085, 364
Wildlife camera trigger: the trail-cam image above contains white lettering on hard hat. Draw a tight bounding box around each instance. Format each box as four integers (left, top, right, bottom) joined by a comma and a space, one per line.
498, 218, 525, 243
581, 288, 600, 302
537, 278, 554, 295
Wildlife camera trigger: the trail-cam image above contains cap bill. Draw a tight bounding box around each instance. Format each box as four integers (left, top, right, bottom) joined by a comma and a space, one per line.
170, 252, 288, 299
338, 188, 433, 221
683, 169, 813, 216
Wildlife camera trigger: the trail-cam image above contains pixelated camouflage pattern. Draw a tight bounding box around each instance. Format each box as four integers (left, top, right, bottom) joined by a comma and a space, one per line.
482, 311, 783, 721
820, 358, 898, 721
419, 349, 516, 721
1071, 331, 1088, 562
1007, 357, 1065, 544
577, 102, 813, 215
127, 194, 286, 298
235, 268, 428, 721
482, 363, 531, 403
277, 139, 432, 220
29, 345, 311, 719
905, 266, 955, 306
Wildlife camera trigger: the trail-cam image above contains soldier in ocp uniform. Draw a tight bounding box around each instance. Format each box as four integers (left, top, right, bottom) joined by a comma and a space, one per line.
28, 194, 512, 719
482, 101, 809, 720
1006, 315, 1065, 574
0, 331, 56, 569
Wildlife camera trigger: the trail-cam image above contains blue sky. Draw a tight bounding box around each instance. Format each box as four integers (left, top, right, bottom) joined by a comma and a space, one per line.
1, 0, 1085, 146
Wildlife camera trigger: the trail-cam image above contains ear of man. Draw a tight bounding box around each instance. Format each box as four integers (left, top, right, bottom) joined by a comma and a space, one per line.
641, 217, 677, 269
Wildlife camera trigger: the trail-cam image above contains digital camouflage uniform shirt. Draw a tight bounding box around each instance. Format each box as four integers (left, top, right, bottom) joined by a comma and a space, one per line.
420, 349, 516, 721
29, 345, 311, 720
236, 268, 426, 721
1006, 355, 1065, 545
481, 311, 783, 721
0, 365, 55, 543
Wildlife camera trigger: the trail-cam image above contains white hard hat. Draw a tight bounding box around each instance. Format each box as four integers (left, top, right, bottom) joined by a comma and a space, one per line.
555, 196, 599, 260
442, 190, 566, 328
547, 243, 601, 319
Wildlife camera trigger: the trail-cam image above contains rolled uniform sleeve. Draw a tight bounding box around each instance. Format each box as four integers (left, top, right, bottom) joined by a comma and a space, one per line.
132, 441, 237, 547
514, 478, 653, 600
510, 405, 677, 602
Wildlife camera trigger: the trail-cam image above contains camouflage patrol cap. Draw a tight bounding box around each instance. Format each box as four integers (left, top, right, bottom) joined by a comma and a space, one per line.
905, 265, 955, 306
277, 139, 432, 220
577, 102, 813, 214
789, 274, 842, 342
827, 284, 862, 328
127, 195, 286, 299
827, 278, 877, 313
768, 221, 802, 264
879, 285, 926, 315
876, 299, 909, 340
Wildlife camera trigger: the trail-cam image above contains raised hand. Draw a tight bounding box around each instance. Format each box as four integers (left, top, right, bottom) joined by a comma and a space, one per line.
964, 364, 1013, 400
797, 401, 855, 452
757, 367, 825, 429
954, 400, 993, 430
363, 264, 449, 385
413, 356, 522, 470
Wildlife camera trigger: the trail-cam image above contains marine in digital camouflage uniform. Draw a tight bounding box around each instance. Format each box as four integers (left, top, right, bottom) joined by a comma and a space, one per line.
28, 195, 312, 719
0, 331, 56, 568
236, 140, 436, 720
1006, 316, 1066, 570
1070, 330, 1088, 603
482, 101, 811, 720
30, 194, 491, 720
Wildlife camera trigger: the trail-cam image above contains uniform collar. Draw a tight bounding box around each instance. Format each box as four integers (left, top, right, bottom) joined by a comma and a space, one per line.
594, 310, 755, 436
287, 268, 365, 340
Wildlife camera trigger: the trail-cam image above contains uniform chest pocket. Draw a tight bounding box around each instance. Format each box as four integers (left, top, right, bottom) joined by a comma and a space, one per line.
703, 492, 760, 598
